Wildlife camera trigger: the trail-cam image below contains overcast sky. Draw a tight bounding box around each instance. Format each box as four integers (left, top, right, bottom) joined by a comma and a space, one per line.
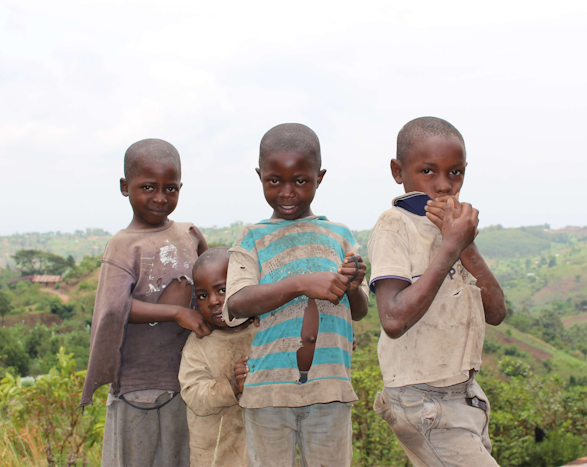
1, 0, 586, 235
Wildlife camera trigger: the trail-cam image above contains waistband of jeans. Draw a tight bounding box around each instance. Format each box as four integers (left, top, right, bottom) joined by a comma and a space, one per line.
407, 376, 474, 395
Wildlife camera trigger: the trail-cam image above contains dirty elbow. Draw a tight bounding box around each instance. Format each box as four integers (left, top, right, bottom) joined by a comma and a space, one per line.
382, 322, 406, 339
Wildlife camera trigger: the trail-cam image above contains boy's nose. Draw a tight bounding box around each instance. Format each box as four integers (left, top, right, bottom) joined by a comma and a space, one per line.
279, 184, 295, 198
152, 191, 167, 204
435, 176, 452, 195
209, 293, 221, 306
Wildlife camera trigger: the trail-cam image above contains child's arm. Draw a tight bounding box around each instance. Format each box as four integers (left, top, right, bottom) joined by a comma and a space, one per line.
338, 252, 369, 321
129, 277, 212, 337
375, 200, 478, 339
228, 272, 350, 319
129, 300, 212, 337
425, 197, 506, 326
179, 339, 239, 417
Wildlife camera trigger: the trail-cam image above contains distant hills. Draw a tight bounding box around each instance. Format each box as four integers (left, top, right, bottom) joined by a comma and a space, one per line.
2, 223, 587, 314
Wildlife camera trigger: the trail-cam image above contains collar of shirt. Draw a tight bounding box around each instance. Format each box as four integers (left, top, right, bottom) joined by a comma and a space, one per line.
392, 192, 431, 216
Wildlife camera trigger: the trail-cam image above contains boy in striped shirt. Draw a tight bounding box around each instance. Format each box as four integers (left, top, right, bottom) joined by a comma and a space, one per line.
222, 123, 369, 467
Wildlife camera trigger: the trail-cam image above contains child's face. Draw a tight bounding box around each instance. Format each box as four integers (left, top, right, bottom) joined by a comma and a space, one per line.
256, 151, 326, 220
193, 259, 229, 329
392, 135, 466, 200
120, 161, 182, 228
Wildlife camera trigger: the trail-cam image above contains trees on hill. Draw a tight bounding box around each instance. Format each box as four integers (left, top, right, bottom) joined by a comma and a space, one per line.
12, 250, 75, 276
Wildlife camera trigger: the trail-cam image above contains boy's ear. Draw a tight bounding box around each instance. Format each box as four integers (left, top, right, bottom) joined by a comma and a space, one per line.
316, 169, 326, 187
255, 168, 261, 180
390, 159, 403, 185
120, 178, 129, 197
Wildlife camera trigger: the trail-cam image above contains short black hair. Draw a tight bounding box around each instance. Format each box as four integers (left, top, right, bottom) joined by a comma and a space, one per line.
397, 117, 465, 163
192, 246, 230, 275
259, 123, 321, 169
124, 138, 181, 180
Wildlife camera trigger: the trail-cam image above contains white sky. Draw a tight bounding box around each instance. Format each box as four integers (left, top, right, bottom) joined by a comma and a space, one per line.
1, 0, 586, 235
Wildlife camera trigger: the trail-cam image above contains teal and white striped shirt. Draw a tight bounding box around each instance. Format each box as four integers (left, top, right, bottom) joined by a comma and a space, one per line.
223, 216, 368, 409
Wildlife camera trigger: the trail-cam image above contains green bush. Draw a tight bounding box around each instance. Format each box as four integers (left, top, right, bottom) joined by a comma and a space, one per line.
0, 348, 107, 466
0, 327, 30, 376
350, 339, 410, 466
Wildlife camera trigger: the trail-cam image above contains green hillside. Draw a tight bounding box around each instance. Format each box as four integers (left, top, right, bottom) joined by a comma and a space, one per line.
2, 224, 587, 466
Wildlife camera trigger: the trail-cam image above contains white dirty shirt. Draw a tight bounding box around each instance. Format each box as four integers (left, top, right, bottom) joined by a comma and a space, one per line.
222, 216, 369, 409
368, 192, 486, 388
179, 325, 257, 467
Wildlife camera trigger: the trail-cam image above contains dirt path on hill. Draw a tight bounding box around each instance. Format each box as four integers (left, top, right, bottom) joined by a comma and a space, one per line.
486, 328, 553, 361
3, 312, 62, 328
562, 314, 587, 328
39, 287, 70, 302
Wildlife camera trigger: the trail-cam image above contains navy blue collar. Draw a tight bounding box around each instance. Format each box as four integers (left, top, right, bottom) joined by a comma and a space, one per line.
393, 192, 431, 216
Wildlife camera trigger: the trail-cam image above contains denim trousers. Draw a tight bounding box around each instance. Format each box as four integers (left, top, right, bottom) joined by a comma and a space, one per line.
374, 378, 499, 467
242, 402, 353, 467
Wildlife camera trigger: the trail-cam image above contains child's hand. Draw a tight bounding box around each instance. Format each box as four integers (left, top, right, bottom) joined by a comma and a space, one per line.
426, 194, 479, 239
299, 272, 349, 305
440, 198, 479, 255
233, 356, 249, 396
425, 194, 461, 229
175, 307, 212, 338
337, 252, 366, 291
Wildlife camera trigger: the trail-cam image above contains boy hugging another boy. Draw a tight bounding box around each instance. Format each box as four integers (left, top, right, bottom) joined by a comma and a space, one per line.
179, 247, 256, 467
80, 139, 212, 467
221, 123, 369, 467
369, 117, 506, 466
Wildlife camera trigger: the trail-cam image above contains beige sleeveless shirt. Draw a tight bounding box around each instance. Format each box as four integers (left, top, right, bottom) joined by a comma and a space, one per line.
368, 193, 485, 388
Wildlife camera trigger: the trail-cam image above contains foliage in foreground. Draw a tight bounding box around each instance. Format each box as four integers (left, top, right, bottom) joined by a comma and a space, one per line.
1, 348, 106, 466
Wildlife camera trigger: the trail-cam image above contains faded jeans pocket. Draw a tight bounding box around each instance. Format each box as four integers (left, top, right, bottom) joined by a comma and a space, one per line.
373, 390, 396, 426
400, 393, 442, 439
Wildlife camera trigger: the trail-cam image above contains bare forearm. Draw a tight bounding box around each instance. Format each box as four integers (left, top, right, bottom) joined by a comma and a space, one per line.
228, 277, 304, 319
377, 246, 459, 338
347, 288, 368, 321
129, 299, 180, 323
460, 243, 506, 325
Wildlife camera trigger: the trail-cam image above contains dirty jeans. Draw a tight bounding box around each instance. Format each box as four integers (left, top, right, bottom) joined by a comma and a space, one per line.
373, 379, 499, 467
101, 392, 190, 467
242, 402, 353, 467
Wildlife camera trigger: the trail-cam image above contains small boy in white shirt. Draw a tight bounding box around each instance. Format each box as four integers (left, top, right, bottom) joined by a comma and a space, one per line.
179, 247, 256, 467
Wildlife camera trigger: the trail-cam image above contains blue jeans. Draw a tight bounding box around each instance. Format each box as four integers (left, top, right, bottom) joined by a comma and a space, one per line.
243, 402, 353, 467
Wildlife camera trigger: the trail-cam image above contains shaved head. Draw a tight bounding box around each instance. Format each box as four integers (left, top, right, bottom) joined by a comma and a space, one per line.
124, 139, 181, 180
397, 117, 465, 163
193, 246, 230, 274
259, 123, 321, 169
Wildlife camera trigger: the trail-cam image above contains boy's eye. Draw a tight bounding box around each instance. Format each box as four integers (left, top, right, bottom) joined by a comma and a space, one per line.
295, 179, 307, 186
268, 179, 280, 185
196, 293, 208, 300
421, 169, 432, 175
451, 170, 463, 176
167, 187, 178, 193
143, 185, 154, 191
219, 287, 226, 294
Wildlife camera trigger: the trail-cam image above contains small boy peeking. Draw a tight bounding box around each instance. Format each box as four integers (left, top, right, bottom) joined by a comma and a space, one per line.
179, 247, 257, 467
368, 117, 506, 466
80, 139, 211, 467
221, 123, 369, 467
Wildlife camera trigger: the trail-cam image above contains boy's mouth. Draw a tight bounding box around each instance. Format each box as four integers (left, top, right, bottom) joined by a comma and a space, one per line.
212, 312, 225, 323
278, 205, 297, 214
